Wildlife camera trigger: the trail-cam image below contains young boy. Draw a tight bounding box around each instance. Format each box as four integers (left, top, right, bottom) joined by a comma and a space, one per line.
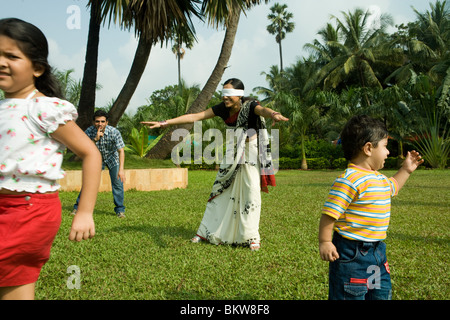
319, 115, 424, 300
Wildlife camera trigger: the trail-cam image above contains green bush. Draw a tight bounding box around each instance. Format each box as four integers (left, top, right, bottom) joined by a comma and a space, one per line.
306, 158, 330, 169
279, 144, 301, 159
279, 138, 344, 160
384, 157, 400, 169
278, 157, 301, 169
174, 155, 447, 171
331, 158, 348, 169
304, 139, 344, 159
179, 157, 409, 170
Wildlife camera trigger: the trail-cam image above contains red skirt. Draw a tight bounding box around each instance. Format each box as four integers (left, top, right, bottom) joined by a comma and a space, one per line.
0, 192, 61, 287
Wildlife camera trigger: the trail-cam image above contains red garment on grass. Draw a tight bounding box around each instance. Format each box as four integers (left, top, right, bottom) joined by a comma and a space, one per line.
261, 173, 276, 193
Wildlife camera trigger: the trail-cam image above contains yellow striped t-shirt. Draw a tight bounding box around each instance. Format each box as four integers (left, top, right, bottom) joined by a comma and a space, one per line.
322, 164, 399, 242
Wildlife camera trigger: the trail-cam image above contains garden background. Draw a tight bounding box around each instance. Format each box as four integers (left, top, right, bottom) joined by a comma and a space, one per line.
38, 166, 449, 300
1, 0, 449, 302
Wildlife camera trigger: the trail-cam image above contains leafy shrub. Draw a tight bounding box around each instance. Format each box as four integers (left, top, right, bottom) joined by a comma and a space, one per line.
331, 158, 348, 169
306, 158, 330, 169
278, 157, 301, 169
303, 138, 344, 159
177, 156, 435, 171
279, 139, 344, 162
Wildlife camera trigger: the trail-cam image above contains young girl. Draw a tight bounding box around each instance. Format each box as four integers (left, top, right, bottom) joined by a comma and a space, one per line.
0, 18, 102, 299
142, 78, 288, 251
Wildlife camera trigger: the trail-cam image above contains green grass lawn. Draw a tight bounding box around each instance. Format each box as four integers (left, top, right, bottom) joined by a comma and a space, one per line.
35, 169, 449, 300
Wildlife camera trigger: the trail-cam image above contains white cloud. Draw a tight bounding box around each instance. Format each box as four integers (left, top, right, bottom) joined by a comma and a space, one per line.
182, 32, 225, 86
96, 58, 128, 108
118, 34, 139, 61
367, 5, 383, 29
47, 37, 85, 79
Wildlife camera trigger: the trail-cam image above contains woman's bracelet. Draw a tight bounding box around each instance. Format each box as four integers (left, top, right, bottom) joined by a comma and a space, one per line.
272, 112, 280, 118
159, 120, 168, 128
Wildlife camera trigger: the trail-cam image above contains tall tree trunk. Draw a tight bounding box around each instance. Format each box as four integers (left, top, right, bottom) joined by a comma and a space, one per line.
300, 132, 308, 170
279, 39, 283, 72
108, 36, 152, 127
146, 9, 242, 159
77, 1, 101, 130
177, 39, 182, 96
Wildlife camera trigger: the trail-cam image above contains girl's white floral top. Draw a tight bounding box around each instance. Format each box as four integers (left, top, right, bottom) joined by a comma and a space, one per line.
0, 96, 78, 193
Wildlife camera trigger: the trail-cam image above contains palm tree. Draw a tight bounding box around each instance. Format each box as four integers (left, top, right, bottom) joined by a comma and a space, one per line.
311, 8, 400, 94
408, 72, 450, 168
284, 57, 320, 97
54, 68, 84, 106
76, 0, 201, 129
409, 0, 449, 82
386, 23, 436, 87
77, 0, 101, 130
99, 0, 202, 126
170, 24, 197, 95
364, 85, 416, 159
253, 65, 285, 106
387, 1, 450, 87
411, 0, 449, 59
274, 91, 320, 169
266, 3, 295, 73
146, 0, 269, 159
303, 23, 341, 68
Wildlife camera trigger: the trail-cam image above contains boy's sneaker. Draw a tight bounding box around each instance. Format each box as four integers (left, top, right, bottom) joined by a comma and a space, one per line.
117, 212, 126, 218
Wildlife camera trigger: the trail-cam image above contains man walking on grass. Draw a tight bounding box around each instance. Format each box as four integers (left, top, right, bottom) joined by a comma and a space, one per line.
72, 110, 126, 218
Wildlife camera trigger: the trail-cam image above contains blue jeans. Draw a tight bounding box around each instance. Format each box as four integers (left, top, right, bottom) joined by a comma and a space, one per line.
328, 232, 392, 300
74, 163, 125, 215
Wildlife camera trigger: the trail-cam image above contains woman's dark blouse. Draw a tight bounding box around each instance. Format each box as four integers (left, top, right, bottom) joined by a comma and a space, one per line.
212, 100, 259, 131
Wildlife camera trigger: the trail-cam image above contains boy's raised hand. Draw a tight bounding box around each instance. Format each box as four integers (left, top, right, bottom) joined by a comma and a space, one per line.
403, 150, 424, 174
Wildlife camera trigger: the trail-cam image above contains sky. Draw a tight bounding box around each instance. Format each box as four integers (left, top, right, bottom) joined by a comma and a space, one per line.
1, 0, 434, 115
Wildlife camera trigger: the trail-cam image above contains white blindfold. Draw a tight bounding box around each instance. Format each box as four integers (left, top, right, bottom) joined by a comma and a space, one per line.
222, 89, 245, 97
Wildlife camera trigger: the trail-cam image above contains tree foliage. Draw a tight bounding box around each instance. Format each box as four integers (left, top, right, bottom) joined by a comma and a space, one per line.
51, 1, 449, 166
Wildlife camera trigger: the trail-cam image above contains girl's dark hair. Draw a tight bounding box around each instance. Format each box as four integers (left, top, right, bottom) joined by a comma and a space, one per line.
340, 115, 389, 161
0, 18, 63, 98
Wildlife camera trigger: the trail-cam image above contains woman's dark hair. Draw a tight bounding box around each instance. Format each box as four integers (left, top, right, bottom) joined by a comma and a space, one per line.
223, 78, 245, 90
340, 115, 389, 161
223, 78, 253, 102
0, 18, 63, 98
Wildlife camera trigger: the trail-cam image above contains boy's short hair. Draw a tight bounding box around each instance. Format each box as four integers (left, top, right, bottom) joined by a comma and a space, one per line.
93, 110, 109, 121
341, 115, 388, 161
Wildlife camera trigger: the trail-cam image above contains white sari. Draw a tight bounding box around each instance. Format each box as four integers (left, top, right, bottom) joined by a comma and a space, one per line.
195, 100, 275, 246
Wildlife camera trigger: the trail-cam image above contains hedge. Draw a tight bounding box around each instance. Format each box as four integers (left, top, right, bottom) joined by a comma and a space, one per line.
179, 157, 412, 170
